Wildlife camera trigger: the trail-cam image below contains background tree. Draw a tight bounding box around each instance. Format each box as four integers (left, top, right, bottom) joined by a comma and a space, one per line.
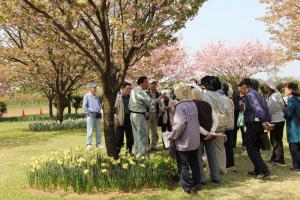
0, 22, 93, 122
260, 0, 300, 62
192, 41, 279, 92
4, 0, 207, 157
71, 96, 83, 115
0, 74, 11, 97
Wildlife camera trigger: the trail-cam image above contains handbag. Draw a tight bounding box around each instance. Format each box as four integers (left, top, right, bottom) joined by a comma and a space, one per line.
92, 112, 102, 119
169, 139, 177, 159
237, 111, 245, 127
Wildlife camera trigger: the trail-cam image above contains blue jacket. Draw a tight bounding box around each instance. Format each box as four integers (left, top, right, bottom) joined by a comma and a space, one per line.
244, 89, 271, 125
284, 96, 300, 143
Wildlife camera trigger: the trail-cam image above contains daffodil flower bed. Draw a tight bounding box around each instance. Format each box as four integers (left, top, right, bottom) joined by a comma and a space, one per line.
28, 118, 86, 132
26, 148, 177, 193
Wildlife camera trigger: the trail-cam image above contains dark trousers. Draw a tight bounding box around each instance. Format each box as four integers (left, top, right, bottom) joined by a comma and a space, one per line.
289, 143, 300, 169
245, 122, 269, 174
161, 122, 172, 132
225, 129, 235, 168
116, 115, 134, 155
233, 126, 246, 148
176, 149, 201, 190
269, 121, 285, 164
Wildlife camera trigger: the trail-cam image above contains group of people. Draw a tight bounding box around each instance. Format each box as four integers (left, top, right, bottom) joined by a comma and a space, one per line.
82, 76, 300, 194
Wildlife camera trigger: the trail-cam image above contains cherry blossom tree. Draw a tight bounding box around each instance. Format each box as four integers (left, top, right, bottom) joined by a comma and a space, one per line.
0, 0, 206, 157
192, 41, 279, 90
260, 0, 300, 61
0, 23, 94, 121
127, 41, 190, 82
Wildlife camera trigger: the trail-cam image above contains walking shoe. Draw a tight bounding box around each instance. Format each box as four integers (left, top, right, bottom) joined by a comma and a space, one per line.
191, 185, 201, 194
247, 171, 258, 176
256, 172, 271, 180
183, 188, 192, 194
150, 147, 157, 151
211, 179, 220, 184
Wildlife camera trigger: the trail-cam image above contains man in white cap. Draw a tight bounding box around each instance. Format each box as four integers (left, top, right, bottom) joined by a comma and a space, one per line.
129, 76, 164, 156
83, 83, 102, 149
147, 79, 161, 151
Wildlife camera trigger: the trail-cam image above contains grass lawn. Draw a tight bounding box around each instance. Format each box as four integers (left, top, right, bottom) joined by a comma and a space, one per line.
0, 121, 299, 200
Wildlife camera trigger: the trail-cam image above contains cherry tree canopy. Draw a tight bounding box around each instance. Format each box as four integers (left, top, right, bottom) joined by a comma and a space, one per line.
260, 0, 300, 61
192, 41, 279, 88
128, 41, 191, 82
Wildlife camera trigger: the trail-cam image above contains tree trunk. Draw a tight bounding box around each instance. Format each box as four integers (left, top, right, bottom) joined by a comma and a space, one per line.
67, 94, 71, 114
56, 96, 66, 123
48, 98, 53, 118
102, 90, 118, 158
75, 108, 78, 115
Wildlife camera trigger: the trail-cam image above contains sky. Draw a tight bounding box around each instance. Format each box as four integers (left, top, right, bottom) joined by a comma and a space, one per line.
180, 0, 300, 80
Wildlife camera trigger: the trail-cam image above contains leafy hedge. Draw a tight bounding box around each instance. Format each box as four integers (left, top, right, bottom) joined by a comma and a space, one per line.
28, 118, 86, 132
26, 148, 177, 193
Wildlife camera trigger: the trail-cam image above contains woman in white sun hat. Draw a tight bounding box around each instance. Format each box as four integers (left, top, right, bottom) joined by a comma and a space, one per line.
264, 79, 285, 164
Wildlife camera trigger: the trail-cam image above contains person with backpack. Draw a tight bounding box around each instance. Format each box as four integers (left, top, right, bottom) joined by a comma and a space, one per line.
201, 76, 228, 176
191, 86, 220, 184
239, 78, 271, 179
264, 79, 286, 165
284, 82, 300, 171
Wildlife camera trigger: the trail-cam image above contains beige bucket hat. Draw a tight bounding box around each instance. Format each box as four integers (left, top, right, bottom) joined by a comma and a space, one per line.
174, 83, 193, 100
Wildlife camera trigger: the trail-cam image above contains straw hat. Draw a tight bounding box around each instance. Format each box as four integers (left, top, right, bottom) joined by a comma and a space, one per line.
173, 83, 193, 100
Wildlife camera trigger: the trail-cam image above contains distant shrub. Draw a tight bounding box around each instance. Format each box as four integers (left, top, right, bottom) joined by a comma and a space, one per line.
0, 101, 7, 117
0, 113, 86, 122
28, 118, 86, 132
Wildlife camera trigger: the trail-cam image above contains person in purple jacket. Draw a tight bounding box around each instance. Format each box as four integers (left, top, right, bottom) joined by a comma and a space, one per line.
169, 83, 201, 194
239, 78, 271, 180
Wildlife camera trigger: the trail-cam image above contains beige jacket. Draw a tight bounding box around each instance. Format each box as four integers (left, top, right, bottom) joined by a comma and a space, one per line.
114, 94, 125, 126
159, 98, 176, 125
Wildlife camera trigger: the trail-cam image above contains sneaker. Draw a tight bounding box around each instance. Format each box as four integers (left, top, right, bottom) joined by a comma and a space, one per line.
256, 172, 271, 180
247, 171, 258, 176
86, 145, 93, 150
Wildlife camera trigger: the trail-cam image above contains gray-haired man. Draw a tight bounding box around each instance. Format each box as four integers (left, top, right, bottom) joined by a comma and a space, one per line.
83, 83, 102, 149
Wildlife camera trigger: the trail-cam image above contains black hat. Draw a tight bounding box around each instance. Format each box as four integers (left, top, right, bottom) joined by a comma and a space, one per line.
206, 76, 222, 91
238, 78, 252, 87
200, 75, 212, 88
